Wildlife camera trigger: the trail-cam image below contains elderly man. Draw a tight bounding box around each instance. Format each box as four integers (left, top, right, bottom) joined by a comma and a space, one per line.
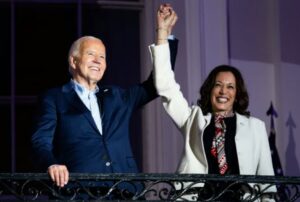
31, 33, 177, 188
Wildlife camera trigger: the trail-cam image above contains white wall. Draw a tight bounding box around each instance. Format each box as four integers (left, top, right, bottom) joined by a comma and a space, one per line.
279, 63, 300, 176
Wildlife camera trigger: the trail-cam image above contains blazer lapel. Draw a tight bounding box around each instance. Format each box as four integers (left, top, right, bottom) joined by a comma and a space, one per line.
203, 113, 212, 128
235, 113, 249, 170
235, 113, 248, 140
62, 83, 100, 134
96, 87, 111, 136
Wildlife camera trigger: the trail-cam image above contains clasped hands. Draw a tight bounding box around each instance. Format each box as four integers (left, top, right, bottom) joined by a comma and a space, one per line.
156, 3, 178, 45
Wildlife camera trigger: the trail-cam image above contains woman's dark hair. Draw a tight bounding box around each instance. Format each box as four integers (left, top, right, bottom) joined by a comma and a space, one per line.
197, 64, 250, 116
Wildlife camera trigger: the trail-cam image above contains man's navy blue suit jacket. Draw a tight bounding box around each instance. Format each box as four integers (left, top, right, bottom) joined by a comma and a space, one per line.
31, 40, 178, 173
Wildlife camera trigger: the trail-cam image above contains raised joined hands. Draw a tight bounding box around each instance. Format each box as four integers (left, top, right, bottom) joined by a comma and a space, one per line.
156, 3, 178, 45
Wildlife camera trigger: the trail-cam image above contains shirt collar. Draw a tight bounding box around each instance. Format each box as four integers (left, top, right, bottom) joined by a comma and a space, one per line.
71, 79, 99, 97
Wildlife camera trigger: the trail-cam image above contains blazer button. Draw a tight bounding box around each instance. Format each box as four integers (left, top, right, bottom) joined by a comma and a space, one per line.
105, 162, 111, 167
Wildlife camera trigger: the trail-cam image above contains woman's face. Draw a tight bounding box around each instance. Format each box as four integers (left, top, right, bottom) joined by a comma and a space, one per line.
210, 71, 237, 114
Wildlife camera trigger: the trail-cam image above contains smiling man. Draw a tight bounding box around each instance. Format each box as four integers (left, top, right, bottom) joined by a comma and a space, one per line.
31, 35, 178, 189
69, 37, 107, 90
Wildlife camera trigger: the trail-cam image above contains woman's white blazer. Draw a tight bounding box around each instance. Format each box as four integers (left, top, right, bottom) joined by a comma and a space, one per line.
150, 43, 275, 178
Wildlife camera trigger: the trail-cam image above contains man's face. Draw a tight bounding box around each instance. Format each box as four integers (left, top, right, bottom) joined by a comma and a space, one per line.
70, 38, 107, 88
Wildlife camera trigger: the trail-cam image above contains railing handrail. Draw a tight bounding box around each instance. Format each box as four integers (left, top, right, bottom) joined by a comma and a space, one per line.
1, 172, 299, 183
1, 173, 299, 201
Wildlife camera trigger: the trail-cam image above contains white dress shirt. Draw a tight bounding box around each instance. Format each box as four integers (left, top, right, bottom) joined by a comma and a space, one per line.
71, 79, 103, 134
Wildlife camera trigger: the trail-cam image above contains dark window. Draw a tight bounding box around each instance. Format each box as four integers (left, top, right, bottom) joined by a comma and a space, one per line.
0, 105, 11, 172
0, 2, 11, 96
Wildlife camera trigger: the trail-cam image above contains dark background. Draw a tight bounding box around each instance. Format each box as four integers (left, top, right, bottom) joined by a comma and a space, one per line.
0, 0, 143, 172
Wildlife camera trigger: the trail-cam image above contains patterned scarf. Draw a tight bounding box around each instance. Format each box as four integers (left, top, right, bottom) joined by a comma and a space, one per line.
211, 111, 234, 175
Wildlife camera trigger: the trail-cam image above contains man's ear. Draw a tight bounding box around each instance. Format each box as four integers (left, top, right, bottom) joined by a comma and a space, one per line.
69, 56, 77, 70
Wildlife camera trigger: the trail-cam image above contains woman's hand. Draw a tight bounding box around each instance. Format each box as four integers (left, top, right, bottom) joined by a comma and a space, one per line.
156, 4, 178, 45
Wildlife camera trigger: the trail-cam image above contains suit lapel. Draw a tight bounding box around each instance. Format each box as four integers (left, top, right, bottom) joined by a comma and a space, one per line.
62, 83, 101, 134
96, 87, 111, 136
235, 113, 249, 170
235, 113, 248, 140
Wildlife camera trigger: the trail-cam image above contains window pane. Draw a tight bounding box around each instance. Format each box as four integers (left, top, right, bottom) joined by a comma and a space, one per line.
15, 103, 36, 172
82, 4, 140, 87
15, 3, 77, 96
0, 2, 11, 96
0, 104, 11, 172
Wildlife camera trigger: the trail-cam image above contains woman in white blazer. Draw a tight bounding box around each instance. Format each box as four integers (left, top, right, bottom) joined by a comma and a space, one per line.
151, 4, 276, 201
